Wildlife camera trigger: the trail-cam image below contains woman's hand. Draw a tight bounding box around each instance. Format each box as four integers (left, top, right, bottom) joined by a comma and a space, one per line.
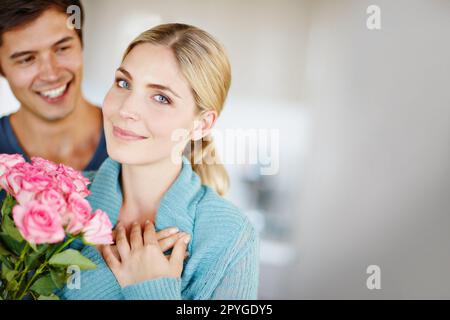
103, 225, 188, 260
100, 221, 191, 288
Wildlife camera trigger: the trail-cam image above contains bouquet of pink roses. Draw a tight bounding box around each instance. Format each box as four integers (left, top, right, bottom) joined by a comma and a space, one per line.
0, 154, 113, 300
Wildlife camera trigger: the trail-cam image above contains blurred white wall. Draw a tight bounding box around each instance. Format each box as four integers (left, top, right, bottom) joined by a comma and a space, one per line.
0, 78, 19, 116
290, 0, 450, 299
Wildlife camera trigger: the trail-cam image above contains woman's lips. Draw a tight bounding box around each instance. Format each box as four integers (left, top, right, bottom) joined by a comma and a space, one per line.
113, 126, 147, 141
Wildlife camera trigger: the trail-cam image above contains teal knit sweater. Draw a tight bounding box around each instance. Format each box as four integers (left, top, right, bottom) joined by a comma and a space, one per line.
58, 157, 259, 300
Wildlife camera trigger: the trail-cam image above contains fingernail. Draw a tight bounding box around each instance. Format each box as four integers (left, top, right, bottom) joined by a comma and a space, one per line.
133, 221, 138, 226
145, 220, 150, 225
183, 234, 191, 244
178, 232, 186, 238
169, 227, 179, 234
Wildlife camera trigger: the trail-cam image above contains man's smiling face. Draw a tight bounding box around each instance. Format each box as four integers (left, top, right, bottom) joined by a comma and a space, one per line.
0, 8, 84, 122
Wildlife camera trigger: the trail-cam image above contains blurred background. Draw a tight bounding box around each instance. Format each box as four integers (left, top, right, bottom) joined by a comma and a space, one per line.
1, 0, 450, 299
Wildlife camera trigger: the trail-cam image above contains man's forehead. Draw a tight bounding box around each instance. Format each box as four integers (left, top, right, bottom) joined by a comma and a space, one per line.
2, 9, 77, 54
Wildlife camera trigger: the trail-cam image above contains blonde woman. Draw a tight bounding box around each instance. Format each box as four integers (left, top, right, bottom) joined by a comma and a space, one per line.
59, 23, 259, 300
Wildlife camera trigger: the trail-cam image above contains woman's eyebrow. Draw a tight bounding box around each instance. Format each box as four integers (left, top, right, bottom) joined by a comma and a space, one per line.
117, 67, 133, 79
147, 83, 181, 99
117, 67, 181, 98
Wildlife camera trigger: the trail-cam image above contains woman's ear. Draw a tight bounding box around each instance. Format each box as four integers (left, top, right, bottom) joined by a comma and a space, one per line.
192, 110, 217, 141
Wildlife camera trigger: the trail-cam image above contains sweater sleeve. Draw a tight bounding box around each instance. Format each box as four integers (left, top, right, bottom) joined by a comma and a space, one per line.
121, 277, 182, 300
210, 227, 260, 300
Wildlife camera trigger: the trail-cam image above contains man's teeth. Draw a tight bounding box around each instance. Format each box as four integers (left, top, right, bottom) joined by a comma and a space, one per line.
39, 84, 67, 98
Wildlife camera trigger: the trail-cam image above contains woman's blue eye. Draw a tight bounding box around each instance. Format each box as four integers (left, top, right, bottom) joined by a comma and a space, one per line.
117, 79, 130, 90
154, 94, 170, 104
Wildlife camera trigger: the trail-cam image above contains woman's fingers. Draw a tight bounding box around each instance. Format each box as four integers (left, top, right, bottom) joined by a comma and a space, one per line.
143, 220, 158, 246
169, 234, 191, 269
115, 223, 130, 259
102, 245, 120, 270
156, 227, 179, 241
159, 232, 186, 252
130, 222, 143, 250
110, 245, 121, 261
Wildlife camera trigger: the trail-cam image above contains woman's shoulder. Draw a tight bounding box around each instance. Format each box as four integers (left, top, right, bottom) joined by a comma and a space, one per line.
194, 186, 258, 246
82, 170, 97, 186
82, 158, 119, 191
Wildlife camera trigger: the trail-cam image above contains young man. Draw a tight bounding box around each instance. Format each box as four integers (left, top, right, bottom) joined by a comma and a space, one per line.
0, 0, 107, 172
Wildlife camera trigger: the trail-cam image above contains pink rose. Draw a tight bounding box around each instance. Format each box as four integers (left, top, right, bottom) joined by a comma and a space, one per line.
55, 174, 76, 195
2, 169, 25, 196
5, 163, 52, 204
57, 164, 91, 197
0, 154, 26, 192
0, 154, 25, 176
31, 157, 59, 175
82, 209, 113, 245
37, 189, 67, 215
65, 193, 92, 235
13, 201, 65, 244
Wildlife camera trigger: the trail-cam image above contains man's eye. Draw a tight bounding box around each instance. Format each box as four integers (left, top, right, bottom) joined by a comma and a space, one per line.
153, 94, 170, 104
116, 79, 130, 90
56, 46, 70, 53
18, 56, 35, 65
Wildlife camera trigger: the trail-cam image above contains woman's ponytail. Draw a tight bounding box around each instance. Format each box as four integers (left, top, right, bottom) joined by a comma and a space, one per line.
188, 136, 229, 196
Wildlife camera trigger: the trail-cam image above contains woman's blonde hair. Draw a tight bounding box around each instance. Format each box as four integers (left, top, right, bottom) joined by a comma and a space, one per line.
123, 23, 231, 196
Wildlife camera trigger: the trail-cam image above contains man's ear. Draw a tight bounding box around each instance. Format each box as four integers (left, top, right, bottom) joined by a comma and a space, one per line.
192, 110, 218, 141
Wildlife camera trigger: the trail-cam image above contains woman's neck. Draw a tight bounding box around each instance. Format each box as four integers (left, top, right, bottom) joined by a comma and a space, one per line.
119, 157, 183, 228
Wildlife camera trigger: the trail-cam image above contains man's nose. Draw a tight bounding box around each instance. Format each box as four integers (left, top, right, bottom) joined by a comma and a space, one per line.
38, 55, 60, 82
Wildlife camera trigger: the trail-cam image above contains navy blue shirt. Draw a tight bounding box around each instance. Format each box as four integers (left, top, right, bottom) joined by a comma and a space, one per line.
0, 114, 107, 170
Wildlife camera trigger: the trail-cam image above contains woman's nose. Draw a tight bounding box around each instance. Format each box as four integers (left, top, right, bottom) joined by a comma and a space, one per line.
119, 93, 141, 121
119, 109, 139, 121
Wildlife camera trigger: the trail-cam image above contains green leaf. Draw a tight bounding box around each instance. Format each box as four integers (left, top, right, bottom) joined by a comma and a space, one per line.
0, 254, 14, 270
24, 243, 48, 270
1, 214, 24, 243
37, 293, 60, 300
29, 242, 38, 252
25, 252, 43, 271
1, 193, 15, 219
50, 268, 67, 289
30, 274, 56, 296
6, 279, 19, 292
0, 232, 25, 256
0, 241, 11, 256
48, 249, 96, 270
45, 244, 60, 260
1, 263, 18, 282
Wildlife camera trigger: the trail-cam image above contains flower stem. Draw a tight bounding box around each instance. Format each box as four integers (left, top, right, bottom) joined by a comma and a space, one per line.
15, 236, 76, 300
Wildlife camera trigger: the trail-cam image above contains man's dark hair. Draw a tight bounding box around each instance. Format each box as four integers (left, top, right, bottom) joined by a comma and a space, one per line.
0, 0, 84, 47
